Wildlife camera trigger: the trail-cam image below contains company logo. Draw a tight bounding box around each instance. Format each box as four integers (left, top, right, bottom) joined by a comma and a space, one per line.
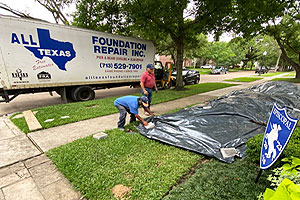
37, 71, 51, 81
260, 104, 298, 169
12, 69, 28, 81
11, 28, 76, 71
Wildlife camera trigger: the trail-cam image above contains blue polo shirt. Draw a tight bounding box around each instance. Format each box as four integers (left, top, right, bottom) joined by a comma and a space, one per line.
114, 96, 139, 115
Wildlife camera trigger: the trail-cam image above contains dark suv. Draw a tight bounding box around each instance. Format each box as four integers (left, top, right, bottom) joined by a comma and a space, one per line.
171, 69, 200, 86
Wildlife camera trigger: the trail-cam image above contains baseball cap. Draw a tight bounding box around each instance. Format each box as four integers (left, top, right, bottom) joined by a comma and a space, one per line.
146, 64, 154, 69
140, 96, 149, 107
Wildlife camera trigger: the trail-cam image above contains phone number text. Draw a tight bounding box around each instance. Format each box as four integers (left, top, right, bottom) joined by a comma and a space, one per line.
99, 63, 142, 69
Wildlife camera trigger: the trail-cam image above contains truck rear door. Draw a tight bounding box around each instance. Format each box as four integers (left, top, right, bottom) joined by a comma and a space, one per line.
0, 47, 9, 91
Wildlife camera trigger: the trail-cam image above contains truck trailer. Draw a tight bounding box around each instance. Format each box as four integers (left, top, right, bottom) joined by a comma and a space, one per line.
0, 15, 155, 102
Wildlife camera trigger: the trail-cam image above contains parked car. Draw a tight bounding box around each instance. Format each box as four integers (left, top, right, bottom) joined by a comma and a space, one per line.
171, 69, 200, 86
210, 66, 228, 74
255, 66, 269, 74
200, 64, 213, 69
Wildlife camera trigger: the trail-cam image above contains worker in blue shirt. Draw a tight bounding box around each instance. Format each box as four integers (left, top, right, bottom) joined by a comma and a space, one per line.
114, 96, 154, 130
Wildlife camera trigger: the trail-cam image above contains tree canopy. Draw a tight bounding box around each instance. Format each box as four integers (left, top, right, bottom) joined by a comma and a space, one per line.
233, 0, 300, 77
74, 0, 234, 89
35, 0, 74, 25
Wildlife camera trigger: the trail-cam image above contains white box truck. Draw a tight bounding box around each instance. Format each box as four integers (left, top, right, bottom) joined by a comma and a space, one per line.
0, 15, 155, 102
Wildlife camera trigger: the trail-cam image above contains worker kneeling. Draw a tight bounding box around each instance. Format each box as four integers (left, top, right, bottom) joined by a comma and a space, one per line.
114, 96, 154, 130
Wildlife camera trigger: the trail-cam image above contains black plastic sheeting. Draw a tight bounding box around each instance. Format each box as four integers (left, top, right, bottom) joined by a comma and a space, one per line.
137, 81, 300, 163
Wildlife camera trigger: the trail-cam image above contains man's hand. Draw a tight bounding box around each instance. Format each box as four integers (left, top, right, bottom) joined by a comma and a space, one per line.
143, 121, 149, 126
144, 90, 149, 95
155, 87, 158, 93
135, 114, 149, 127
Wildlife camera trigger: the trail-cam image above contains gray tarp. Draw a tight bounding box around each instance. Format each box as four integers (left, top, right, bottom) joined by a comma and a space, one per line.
137, 81, 300, 163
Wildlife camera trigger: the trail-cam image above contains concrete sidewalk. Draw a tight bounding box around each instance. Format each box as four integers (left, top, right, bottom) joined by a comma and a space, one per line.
0, 74, 290, 200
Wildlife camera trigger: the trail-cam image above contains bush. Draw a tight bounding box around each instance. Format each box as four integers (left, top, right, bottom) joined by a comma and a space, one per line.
246, 134, 264, 164
246, 127, 300, 165
257, 156, 300, 200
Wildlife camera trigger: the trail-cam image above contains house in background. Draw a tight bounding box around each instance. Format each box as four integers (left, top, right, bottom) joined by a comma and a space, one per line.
156, 55, 192, 67
156, 55, 174, 66
156, 55, 214, 68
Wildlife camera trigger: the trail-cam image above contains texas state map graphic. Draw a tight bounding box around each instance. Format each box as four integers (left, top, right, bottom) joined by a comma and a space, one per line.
25, 28, 76, 71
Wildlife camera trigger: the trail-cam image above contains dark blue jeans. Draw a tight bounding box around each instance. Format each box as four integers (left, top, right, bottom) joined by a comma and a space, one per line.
141, 87, 152, 108
115, 105, 136, 129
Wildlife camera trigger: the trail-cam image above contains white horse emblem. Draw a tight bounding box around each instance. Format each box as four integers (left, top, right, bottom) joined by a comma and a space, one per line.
265, 123, 282, 160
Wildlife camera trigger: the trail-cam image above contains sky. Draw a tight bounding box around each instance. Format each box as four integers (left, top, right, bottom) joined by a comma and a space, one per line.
0, 0, 232, 42
0, 0, 74, 23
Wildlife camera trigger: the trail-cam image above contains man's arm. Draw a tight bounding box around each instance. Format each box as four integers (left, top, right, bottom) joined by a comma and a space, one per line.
135, 114, 148, 126
140, 81, 148, 95
154, 82, 158, 92
144, 107, 155, 116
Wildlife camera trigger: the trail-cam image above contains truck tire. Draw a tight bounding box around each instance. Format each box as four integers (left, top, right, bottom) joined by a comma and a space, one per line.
72, 86, 95, 101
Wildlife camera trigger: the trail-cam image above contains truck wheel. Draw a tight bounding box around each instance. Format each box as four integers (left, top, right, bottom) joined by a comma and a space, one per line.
72, 86, 95, 101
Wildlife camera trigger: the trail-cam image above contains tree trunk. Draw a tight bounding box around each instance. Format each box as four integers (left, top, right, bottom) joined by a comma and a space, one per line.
172, 5, 185, 91
175, 39, 184, 90
241, 60, 248, 69
275, 36, 300, 78
296, 54, 300, 78
274, 52, 281, 72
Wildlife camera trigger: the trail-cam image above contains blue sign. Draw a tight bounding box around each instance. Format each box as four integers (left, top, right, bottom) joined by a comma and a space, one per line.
260, 104, 298, 169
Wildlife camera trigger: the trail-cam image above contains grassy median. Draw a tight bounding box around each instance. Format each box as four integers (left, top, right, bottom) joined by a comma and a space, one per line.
224, 77, 263, 82
272, 77, 300, 83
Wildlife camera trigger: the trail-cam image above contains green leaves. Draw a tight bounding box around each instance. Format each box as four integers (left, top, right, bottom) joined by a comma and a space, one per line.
282, 156, 300, 176
263, 178, 300, 200
73, 0, 124, 33
233, 0, 300, 77
203, 41, 235, 66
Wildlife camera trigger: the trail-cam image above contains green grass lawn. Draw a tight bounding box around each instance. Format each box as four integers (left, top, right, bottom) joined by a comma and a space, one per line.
224, 77, 263, 82
164, 158, 269, 200
11, 82, 236, 133
47, 129, 203, 200
284, 71, 296, 77
258, 72, 286, 77
187, 68, 254, 74
47, 127, 269, 200
272, 77, 300, 83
